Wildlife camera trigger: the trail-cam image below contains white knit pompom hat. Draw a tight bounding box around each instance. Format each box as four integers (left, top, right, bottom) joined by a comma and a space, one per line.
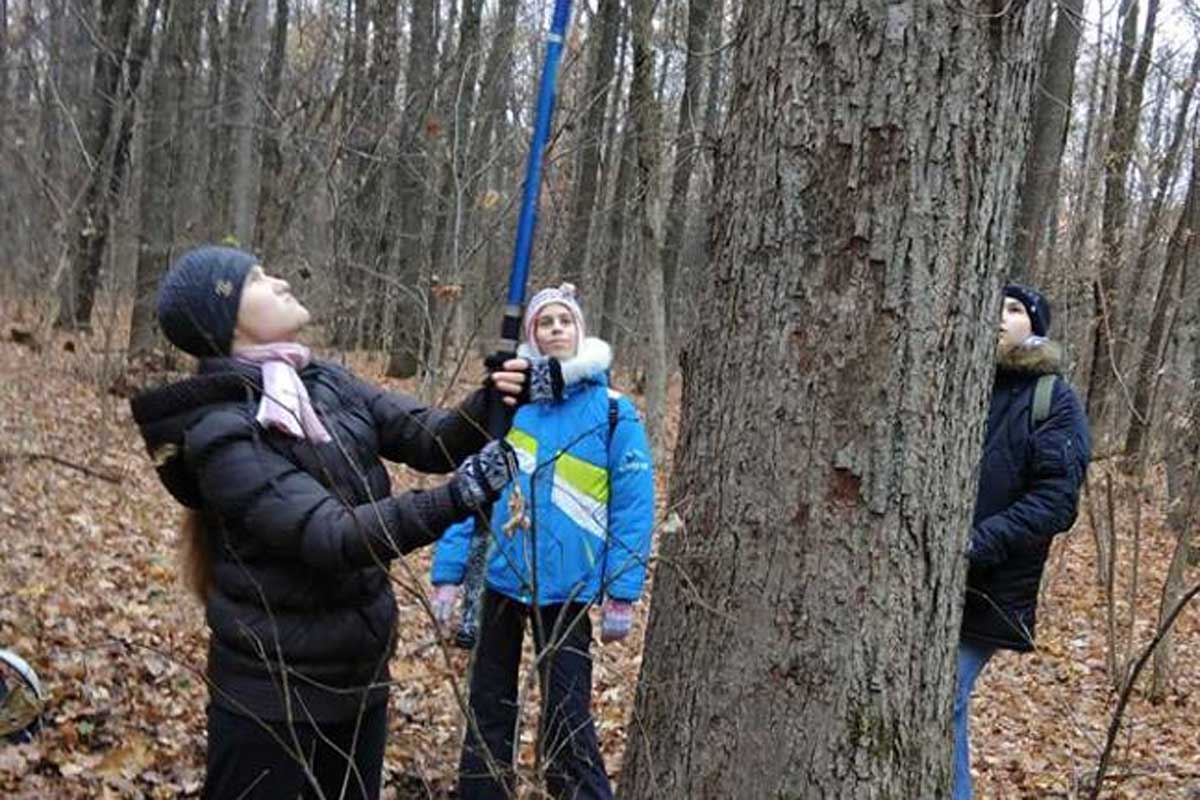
523, 283, 586, 356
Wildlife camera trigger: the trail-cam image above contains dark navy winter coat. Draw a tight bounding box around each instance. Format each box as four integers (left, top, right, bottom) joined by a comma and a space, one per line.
962, 339, 1090, 652
132, 359, 488, 721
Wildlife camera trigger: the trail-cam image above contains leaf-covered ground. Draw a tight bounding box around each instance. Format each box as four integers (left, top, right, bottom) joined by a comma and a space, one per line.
0, 329, 1197, 798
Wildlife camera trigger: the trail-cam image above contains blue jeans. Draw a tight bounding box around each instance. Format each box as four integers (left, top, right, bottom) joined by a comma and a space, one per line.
953, 641, 996, 800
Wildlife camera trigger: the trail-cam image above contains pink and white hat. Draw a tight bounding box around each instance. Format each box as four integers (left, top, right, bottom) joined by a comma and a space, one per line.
523, 283, 586, 355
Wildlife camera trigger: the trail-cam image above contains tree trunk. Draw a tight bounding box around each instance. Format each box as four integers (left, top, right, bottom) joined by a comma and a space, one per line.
1114, 44, 1199, 377
203, 1, 230, 239
457, 0, 518, 332
428, 0, 483, 283
229, 0, 269, 246
253, 0, 289, 259
1153, 216, 1200, 697
660, 0, 711, 335
620, 3, 1048, 796
345, 0, 401, 348
629, 0, 668, 455
385, 0, 436, 378
1056, 21, 1114, 381
1086, 0, 1160, 440
56, 0, 139, 330
1010, 0, 1083, 281
560, 0, 620, 289
598, 19, 632, 350
130, 0, 200, 357
0, 0, 8, 125
1123, 139, 1200, 462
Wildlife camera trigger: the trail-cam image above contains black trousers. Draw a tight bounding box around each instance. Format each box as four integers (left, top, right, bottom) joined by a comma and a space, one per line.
458, 589, 612, 800
204, 701, 387, 800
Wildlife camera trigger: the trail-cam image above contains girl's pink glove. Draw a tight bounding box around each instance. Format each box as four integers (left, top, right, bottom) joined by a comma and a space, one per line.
430, 584, 460, 628
600, 599, 634, 643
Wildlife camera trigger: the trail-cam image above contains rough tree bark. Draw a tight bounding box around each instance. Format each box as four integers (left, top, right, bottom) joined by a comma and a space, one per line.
620, 3, 1048, 797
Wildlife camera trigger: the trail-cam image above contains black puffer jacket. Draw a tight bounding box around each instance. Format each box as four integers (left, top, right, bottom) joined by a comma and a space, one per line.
962, 340, 1090, 652
132, 358, 490, 721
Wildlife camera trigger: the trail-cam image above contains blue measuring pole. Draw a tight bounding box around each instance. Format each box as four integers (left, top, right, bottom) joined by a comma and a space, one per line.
456, 0, 575, 650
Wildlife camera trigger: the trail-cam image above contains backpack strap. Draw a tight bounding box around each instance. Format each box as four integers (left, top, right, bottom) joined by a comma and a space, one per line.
1031, 374, 1057, 429
606, 388, 622, 443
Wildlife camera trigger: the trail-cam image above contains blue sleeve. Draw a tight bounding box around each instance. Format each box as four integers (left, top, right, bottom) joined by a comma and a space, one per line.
603, 397, 656, 601
431, 518, 475, 585
969, 382, 1091, 567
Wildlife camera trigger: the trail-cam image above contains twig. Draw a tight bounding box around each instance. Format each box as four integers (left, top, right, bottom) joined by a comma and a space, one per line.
1089, 580, 1200, 800
0, 450, 122, 483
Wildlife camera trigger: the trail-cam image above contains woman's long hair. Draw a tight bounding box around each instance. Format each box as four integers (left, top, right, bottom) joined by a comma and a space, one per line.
180, 510, 213, 601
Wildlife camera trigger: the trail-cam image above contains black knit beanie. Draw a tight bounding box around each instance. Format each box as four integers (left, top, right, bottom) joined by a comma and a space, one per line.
157, 246, 257, 357
1003, 283, 1052, 337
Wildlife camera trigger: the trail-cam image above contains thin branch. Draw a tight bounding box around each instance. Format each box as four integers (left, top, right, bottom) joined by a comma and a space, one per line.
1089, 580, 1200, 800
0, 450, 122, 483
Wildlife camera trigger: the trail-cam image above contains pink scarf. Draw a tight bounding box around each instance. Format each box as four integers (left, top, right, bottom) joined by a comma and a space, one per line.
235, 343, 332, 444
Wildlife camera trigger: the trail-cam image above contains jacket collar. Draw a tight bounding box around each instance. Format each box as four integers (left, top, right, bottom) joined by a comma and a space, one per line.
996, 336, 1063, 378
518, 336, 612, 391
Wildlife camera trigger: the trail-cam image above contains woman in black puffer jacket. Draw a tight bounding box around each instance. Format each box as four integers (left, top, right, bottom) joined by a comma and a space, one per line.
131, 246, 528, 800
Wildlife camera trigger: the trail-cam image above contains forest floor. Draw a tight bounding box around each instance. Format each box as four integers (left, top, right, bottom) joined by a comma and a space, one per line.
0, 319, 1198, 799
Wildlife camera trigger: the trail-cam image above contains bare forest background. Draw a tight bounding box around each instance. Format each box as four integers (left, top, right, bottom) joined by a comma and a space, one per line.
3, 0, 1200, 796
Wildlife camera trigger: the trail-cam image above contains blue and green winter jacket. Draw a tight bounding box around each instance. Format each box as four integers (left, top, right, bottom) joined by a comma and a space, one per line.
431, 337, 656, 605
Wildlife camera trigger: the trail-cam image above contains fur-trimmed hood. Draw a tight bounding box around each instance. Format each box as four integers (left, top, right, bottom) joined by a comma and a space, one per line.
996, 336, 1063, 377
518, 336, 612, 387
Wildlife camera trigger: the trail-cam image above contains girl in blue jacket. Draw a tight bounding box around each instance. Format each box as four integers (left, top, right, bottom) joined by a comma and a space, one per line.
429, 284, 656, 800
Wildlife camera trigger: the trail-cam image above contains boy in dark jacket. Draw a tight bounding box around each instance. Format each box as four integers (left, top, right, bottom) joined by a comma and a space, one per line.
953, 284, 1091, 799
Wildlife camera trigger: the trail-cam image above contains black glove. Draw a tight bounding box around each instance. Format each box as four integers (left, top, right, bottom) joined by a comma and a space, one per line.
453, 439, 518, 510
521, 355, 564, 403
483, 351, 564, 404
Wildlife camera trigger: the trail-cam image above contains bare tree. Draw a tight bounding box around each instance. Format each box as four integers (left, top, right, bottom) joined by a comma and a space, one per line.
1087, 0, 1161, 440
130, 0, 202, 356
598, 12, 632, 350
253, 0, 289, 259
385, 0, 437, 378
629, 0, 668, 455
1124, 135, 1200, 463
660, 0, 712, 335
1011, 0, 1084, 280
561, 0, 620, 289
1114, 44, 1200, 380
229, 0, 268, 246
55, 0, 139, 330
